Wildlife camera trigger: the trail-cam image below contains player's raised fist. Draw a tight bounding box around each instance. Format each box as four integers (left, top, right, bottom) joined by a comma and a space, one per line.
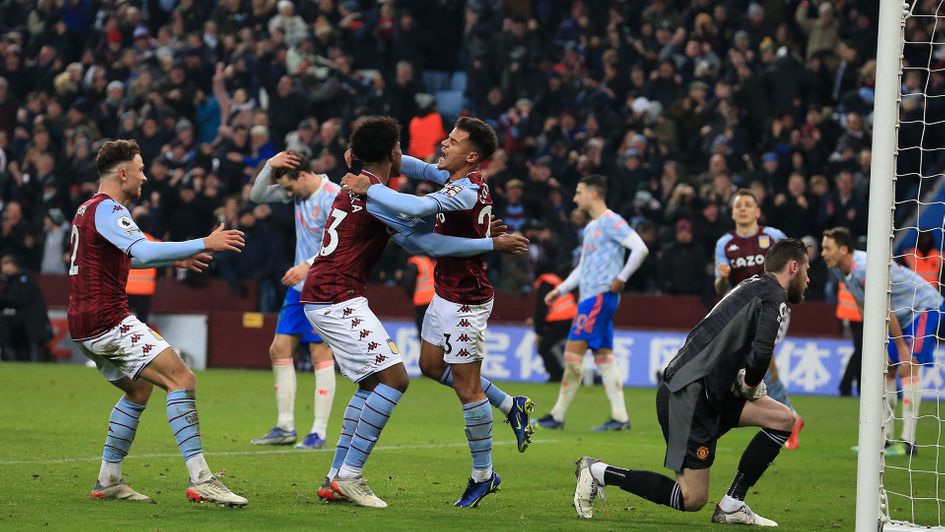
493, 233, 529, 255
268, 151, 301, 169
489, 215, 509, 235
341, 172, 371, 195
203, 223, 245, 252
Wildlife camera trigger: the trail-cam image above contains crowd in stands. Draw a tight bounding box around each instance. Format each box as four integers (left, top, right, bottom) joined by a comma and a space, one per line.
0, 0, 937, 311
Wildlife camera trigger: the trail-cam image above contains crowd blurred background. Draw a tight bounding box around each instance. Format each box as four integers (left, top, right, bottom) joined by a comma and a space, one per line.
0, 0, 939, 314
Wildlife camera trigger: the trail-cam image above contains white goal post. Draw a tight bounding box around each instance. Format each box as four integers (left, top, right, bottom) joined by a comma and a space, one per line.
857, 1, 945, 531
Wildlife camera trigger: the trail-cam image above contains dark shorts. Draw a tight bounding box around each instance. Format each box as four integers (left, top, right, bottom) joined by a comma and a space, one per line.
656, 381, 747, 470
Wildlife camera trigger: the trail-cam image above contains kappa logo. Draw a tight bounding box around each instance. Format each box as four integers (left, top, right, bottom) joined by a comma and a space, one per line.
457, 319, 472, 328
375, 354, 387, 364
457, 333, 471, 342
119, 324, 132, 334
112, 205, 124, 213
77, 205, 87, 216
359, 329, 371, 339
142, 344, 154, 354
367, 341, 379, 351
727, 244, 739, 252
130, 333, 143, 345
350, 317, 363, 328
184, 412, 199, 424
343, 307, 354, 317
458, 304, 471, 313
442, 183, 463, 197
457, 348, 471, 357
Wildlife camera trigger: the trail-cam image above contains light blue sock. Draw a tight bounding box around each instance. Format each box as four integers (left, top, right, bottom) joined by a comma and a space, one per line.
329, 389, 370, 477
103, 397, 145, 462
342, 384, 403, 475
166, 389, 203, 460
763, 373, 794, 411
464, 399, 493, 480
439, 367, 513, 415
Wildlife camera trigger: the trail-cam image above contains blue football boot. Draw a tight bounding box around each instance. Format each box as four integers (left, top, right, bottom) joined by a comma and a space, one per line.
532, 413, 564, 430
505, 396, 535, 452
295, 432, 326, 450
453, 472, 501, 508
591, 419, 631, 432
250, 426, 297, 445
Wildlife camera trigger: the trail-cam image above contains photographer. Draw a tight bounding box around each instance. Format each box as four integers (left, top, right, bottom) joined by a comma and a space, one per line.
0, 255, 52, 362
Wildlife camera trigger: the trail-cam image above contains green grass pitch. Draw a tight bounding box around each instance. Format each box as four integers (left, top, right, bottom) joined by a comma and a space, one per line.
0, 362, 935, 530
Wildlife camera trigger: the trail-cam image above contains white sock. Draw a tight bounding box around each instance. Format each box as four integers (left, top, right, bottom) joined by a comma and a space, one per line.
902, 374, 922, 444
98, 461, 122, 486
337, 464, 362, 480
589, 461, 607, 485
471, 466, 493, 482
597, 359, 629, 423
498, 395, 513, 415
185, 453, 213, 484
719, 494, 743, 512
311, 362, 336, 437
327, 467, 339, 480
885, 378, 898, 441
550, 356, 583, 422
273, 359, 296, 431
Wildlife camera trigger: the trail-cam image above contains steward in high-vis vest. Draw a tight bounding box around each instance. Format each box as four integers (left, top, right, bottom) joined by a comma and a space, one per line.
126, 230, 158, 322
533, 271, 577, 382
903, 234, 943, 289
836, 281, 863, 396
404, 255, 435, 335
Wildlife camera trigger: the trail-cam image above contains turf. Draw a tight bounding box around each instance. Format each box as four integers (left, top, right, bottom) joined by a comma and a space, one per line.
0, 362, 911, 531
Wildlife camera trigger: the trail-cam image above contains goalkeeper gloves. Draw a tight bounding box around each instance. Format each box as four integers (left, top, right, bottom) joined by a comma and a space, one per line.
734, 368, 768, 400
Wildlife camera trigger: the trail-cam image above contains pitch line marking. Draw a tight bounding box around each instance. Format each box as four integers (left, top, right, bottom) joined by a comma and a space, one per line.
0, 439, 563, 466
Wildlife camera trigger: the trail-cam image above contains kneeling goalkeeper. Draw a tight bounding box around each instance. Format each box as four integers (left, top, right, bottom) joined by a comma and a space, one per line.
572, 238, 810, 527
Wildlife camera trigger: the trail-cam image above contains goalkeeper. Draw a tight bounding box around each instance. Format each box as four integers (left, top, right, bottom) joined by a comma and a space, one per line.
572, 238, 809, 527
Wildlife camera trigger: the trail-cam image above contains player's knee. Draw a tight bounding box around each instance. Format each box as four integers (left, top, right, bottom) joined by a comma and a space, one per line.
127, 382, 153, 405
769, 406, 796, 432
310, 343, 332, 363
172, 367, 196, 391
268, 342, 289, 362
681, 490, 708, 511
418, 356, 444, 380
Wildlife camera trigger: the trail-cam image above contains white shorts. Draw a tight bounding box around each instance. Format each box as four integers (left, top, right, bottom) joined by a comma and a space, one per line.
304, 297, 402, 382
76, 315, 172, 382
420, 294, 493, 364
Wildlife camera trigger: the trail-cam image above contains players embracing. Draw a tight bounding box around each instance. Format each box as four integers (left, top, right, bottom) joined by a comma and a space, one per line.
342, 116, 536, 507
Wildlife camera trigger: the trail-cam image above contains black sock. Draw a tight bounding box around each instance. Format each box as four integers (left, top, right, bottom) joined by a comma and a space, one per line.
604, 466, 685, 511
727, 428, 790, 500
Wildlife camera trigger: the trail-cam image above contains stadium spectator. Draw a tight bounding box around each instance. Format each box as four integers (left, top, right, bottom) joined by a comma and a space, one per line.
0, 253, 51, 361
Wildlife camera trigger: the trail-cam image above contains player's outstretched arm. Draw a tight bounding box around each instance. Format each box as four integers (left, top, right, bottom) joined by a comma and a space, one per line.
129, 224, 244, 266
249, 152, 301, 203
393, 229, 528, 258
344, 148, 450, 185
546, 262, 582, 305
202, 223, 246, 252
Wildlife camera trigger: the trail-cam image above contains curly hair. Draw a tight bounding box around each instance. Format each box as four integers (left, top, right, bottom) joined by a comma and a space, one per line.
349, 116, 401, 163
96, 139, 141, 176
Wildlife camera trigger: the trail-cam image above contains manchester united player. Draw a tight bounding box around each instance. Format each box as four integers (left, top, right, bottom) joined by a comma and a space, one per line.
71, 139, 247, 506
536, 175, 650, 432
249, 150, 339, 450
714, 188, 803, 449
302, 117, 528, 508
342, 117, 535, 508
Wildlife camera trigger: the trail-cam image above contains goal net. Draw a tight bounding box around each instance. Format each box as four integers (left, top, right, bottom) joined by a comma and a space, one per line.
861, 1, 945, 531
